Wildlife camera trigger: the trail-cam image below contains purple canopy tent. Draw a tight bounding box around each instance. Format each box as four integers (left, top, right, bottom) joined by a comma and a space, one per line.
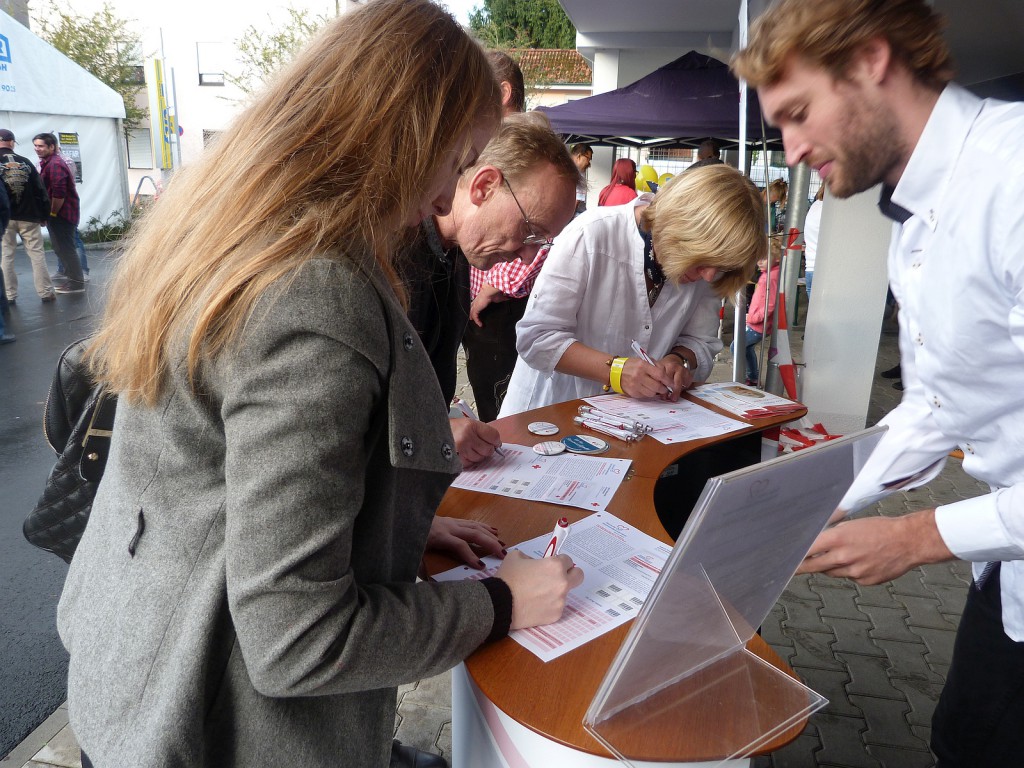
535, 51, 781, 150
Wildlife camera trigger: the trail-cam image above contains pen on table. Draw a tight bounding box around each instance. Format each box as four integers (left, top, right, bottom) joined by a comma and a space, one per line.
630, 339, 673, 396
452, 397, 506, 457
543, 517, 571, 557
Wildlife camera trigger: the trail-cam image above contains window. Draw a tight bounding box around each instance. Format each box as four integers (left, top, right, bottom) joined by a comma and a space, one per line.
196, 42, 227, 86
125, 128, 154, 169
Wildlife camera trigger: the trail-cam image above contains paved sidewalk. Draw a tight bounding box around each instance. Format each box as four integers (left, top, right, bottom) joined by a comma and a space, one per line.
6, 315, 977, 768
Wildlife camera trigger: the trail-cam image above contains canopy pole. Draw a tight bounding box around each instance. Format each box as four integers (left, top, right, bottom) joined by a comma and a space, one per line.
732, 0, 750, 385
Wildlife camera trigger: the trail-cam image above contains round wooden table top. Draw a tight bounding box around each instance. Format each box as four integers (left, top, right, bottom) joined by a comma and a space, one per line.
424, 395, 807, 761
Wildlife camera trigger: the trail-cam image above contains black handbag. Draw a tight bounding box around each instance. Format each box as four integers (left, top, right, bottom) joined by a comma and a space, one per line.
23, 339, 118, 563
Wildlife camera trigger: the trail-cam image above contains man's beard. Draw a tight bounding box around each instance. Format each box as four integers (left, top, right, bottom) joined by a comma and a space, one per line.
827, 94, 905, 198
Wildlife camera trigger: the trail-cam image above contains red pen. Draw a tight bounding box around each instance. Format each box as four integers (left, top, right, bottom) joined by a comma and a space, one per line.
543, 517, 570, 557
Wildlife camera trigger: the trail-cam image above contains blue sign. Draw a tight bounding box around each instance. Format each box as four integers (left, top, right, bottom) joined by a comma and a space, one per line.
0, 34, 11, 64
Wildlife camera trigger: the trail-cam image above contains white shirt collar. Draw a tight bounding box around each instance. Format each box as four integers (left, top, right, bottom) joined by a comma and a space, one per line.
890, 83, 984, 231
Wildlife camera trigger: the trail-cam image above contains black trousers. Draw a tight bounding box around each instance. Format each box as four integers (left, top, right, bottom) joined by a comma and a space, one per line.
81, 751, 94, 768
47, 217, 85, 286
462, 295, 529, 422
931, 564, 1024, 765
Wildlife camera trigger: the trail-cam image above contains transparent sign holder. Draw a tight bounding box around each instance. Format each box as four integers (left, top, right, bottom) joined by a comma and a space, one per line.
584, 427, 884, 766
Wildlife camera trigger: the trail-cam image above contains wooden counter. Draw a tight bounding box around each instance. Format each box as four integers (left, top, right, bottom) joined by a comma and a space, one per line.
425, 395, 807, 762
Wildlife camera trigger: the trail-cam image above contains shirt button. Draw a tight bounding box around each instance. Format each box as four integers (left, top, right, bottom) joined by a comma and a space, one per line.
400, 436, 414, 456
915, 333, 923, 345
932, 396, 941, 408
403, 332, 415, 351
964, 443, 975, 454
644, 324, 650, 330
441, 443, 454, 460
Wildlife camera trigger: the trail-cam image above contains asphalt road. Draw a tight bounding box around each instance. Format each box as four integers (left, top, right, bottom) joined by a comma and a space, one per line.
0, 246, 110, 759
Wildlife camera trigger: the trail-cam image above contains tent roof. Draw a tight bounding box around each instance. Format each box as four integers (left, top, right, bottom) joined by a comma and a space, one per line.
536, 51, 780, 150
1, 11, 126, 119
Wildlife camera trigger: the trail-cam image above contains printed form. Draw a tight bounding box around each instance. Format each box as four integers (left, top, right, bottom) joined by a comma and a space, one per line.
434, 512, 671, 662
450, 444, 631, 512
686, 382, 803, 419
581, 393, 747, 444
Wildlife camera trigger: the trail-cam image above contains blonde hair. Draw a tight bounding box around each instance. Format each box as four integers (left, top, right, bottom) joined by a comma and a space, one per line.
90, 0, 500, 405
467, 111, 581, 189
640, 164, 765, 299
732, 0, 953, 91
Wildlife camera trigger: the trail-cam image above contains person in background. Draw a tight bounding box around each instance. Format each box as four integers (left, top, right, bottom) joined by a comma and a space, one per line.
33, 133, 86, 294
689, 139, 725, 169
803, 184, 824, 297
0, 128, 55, 304
0, 179, 13, 343
570, 142, 593, 216
598, 158, 639, 206
732, 251, 780, 386
736, 0, 1024, 763
485, 50, 525, 113
57, 4, 581, 768
764, 178, 788, 233
500, 164, 764, 416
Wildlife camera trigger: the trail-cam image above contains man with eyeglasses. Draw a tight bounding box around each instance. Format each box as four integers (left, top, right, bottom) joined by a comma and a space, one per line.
395, 111, 578, 565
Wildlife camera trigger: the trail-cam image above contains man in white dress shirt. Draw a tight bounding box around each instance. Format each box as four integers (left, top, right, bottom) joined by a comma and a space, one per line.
735, 1, 1024, 764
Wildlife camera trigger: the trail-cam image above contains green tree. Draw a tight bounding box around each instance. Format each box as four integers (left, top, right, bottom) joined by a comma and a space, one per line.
469, 0, 576, 49
226, 7, 328, 97
36, 2, 146, 133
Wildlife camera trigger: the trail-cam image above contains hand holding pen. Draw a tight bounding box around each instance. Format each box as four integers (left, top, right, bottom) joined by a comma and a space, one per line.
628, 340, 684, 400
450, 397, 506, 459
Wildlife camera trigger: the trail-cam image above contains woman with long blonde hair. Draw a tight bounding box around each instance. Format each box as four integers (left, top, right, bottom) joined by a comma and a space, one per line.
57, 3, 581, 766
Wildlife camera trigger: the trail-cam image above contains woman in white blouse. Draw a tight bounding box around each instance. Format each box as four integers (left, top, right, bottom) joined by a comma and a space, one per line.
499, 164, 765, 417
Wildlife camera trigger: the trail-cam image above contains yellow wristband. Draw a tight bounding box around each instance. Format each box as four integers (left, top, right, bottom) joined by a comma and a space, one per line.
609, 357, 628, 394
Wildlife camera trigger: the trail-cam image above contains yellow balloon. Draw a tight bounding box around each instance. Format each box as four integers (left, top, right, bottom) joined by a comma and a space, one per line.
658, 172, 674, 186
640, 164, 659, 184
635, 172, 646, 192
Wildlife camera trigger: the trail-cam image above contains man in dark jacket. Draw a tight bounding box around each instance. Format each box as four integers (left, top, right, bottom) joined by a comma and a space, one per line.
1, 129, 54, 303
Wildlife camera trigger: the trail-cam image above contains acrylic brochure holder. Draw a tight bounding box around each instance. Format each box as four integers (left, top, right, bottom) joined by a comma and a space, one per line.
584, 426, 885, 767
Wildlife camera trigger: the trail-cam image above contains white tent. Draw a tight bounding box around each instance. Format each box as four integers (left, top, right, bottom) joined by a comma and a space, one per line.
0, 11, 130, 228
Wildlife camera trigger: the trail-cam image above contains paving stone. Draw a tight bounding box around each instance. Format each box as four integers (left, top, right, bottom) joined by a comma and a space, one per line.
795, 667, 861, 718
892, 595, 955, 631
853, 583, 897, 608
872, 639, 945, 687
400, 670, 452, 706
814, 585, 871, 623
437, 720, 452, 760
807, 572, 856, 592
838, 653, 904, 702
848, 695, 928, 751
788, 628, 845, 671
909, 724, 933, 749
811, 712, 880, 768
764, 727, 822, 768
829, 618, 888, 658
919, 561, 970, 588
866, 744, 936, 768
392, 700, 452, 756
27, 725, 80, 768
783, 575, 821, 602
904, 626, 956, 668
888, 570, 937, 600
856, 604, 922, 644
762, 604, 796, 653
923, 583, 966, 619
889, 676, 944, 728
783, 595, 830, 633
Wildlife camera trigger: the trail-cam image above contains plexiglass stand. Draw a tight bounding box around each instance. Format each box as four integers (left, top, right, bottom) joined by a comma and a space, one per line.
585, 427, 884, 767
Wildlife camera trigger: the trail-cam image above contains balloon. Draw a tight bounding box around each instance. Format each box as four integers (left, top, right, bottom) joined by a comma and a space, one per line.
659, 172, 674, 186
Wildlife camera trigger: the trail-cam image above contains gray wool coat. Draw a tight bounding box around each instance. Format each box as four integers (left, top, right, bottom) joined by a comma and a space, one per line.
57, 257, 499, 767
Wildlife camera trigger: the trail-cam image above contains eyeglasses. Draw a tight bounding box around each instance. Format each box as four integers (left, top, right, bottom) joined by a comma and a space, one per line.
504, 177, 553, 247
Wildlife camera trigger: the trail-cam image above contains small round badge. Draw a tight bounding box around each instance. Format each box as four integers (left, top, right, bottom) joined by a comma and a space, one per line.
533, 441, 566, 456
528, 421, 559, 436
560, 434, 609, 454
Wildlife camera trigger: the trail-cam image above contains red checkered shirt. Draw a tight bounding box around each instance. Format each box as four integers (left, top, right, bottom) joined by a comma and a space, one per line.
467, 245, 551, 300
